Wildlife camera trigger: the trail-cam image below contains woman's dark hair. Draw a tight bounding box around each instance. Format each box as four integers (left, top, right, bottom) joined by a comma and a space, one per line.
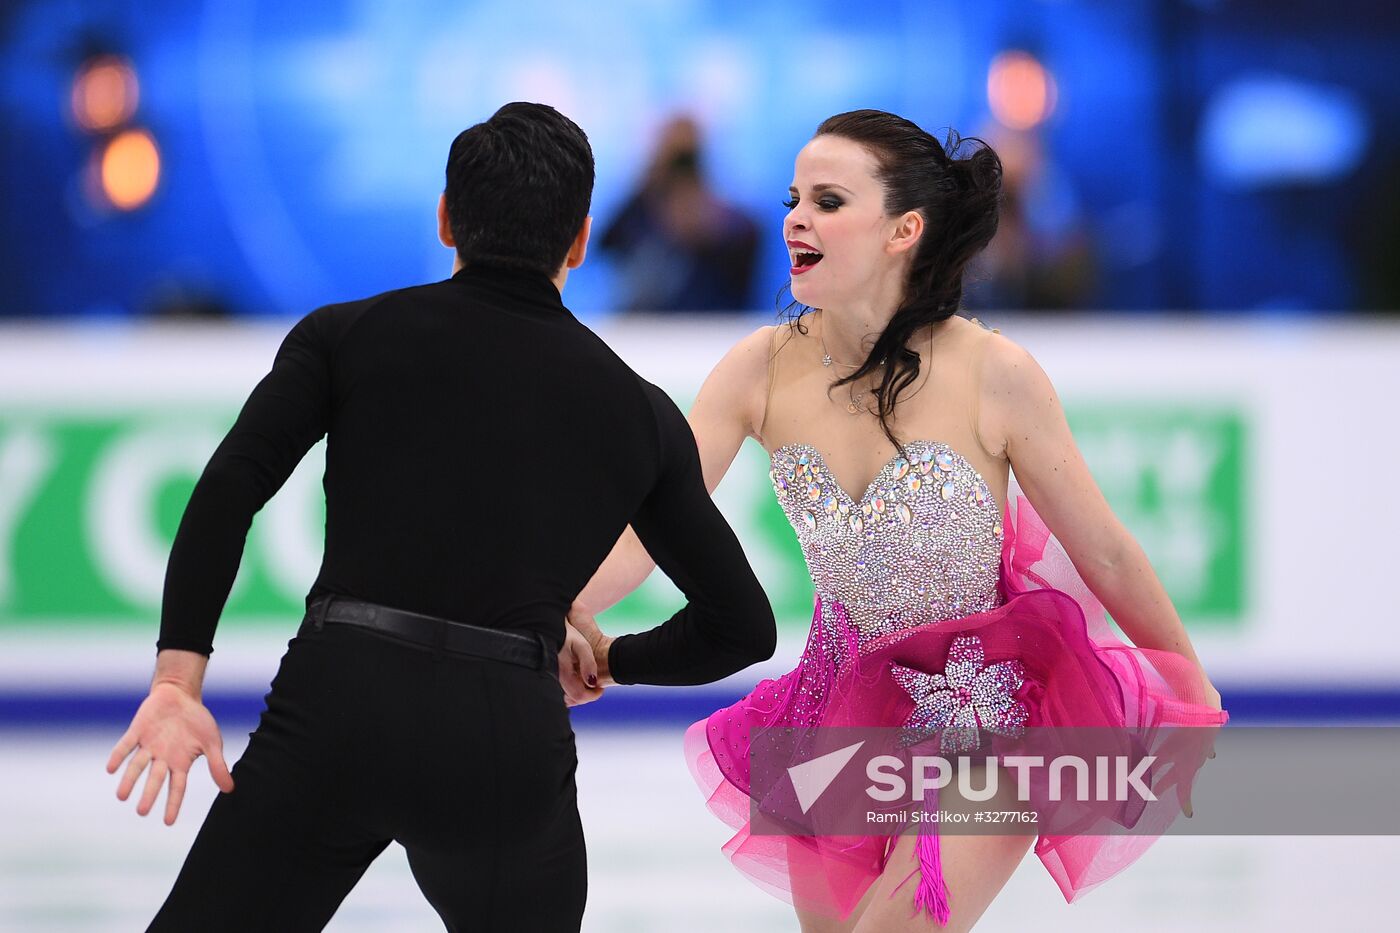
786, 109, 1002, 452
444, 102, 595, 277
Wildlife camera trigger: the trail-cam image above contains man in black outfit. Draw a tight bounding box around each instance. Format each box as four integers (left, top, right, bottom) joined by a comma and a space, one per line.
106, 102, 776, 932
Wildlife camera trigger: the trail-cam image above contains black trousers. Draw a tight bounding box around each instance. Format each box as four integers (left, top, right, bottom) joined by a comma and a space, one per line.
149, 620, 587, 932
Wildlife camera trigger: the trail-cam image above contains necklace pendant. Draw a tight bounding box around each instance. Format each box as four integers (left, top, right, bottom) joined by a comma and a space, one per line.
822, 353, 833, 367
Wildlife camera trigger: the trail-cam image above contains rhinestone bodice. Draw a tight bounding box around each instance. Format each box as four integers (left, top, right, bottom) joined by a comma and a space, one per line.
769, 441, 1005, 648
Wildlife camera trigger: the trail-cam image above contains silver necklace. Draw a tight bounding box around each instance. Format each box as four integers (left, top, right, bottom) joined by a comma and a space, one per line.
819, 314, 941, 416
818, 314, 876, 414
819, 335, 861, 369
818, 313, 878, 414
818, 313, 868, 369
846, 387, 872, 415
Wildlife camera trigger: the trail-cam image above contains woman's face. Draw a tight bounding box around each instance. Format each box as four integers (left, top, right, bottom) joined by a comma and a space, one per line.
784, 134, 907, 310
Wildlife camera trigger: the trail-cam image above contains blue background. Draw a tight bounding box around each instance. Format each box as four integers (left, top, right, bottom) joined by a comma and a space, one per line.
3, 0, 1397, 319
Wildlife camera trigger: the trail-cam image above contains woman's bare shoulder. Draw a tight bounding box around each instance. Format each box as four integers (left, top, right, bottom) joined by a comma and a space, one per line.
694, 323, 793, 439
972, 325, 1046, 396
711, 323, 783, 385
958, 323, 1058, 457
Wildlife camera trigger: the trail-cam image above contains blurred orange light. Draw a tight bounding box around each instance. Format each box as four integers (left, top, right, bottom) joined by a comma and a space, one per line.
988, 51, 1057, 131
99, 129, 161, 210
71, 55, 139, 133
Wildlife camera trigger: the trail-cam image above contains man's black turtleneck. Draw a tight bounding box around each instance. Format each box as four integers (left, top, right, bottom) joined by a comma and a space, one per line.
158, 265, 776, 685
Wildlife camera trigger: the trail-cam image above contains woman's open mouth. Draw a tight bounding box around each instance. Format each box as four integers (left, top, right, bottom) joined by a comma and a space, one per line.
788, 241, 824, 276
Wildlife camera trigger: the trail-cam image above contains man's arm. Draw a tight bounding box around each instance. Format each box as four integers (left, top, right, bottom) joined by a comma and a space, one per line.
602, 383, 776, 687
109, 308, 335, 824
159, 309, 334, 656
573, 325, 773, 613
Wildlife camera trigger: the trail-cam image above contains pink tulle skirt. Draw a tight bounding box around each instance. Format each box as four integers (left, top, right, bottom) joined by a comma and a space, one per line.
684, 493, 1228, 921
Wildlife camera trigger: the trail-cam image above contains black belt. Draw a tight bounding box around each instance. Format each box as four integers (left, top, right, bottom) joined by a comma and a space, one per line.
303, 597, 556, 674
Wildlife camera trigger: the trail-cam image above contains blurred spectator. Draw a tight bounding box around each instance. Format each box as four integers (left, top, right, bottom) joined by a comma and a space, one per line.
145, 278, 236, 319
1357, 153, 1400, 313
600, 116, 759, 313
966, 127, 1098, 311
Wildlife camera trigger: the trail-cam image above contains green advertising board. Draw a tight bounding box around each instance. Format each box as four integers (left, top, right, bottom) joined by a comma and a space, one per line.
0, 403, 1245, 634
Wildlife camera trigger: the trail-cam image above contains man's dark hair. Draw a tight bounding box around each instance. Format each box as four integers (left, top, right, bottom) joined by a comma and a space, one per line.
444, 102, 595, 277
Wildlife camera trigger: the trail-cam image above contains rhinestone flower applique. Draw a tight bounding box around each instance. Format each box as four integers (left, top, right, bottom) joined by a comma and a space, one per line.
890, 635, 1029, 753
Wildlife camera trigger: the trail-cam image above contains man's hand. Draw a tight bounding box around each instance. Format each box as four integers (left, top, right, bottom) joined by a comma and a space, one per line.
559, 622, 603, 707
106, 681, 235, 826
567, 599, 616, 688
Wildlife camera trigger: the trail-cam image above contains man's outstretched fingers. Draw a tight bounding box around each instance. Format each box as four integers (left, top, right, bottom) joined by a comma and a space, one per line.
164, 768, 188, 826
206, 742, 235, 793
117, 748, 152, 801
106, 729, 137, 774
137, 760, 168, 817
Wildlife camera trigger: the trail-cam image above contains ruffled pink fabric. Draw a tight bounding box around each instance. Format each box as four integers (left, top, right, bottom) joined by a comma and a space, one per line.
684, 493, 1228, 919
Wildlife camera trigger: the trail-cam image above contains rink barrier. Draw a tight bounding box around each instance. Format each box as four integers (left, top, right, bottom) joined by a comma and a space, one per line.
2, 685, 1399, 728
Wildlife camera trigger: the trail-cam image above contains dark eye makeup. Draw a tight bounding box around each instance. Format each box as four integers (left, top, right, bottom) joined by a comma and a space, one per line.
783, 196, 843, 211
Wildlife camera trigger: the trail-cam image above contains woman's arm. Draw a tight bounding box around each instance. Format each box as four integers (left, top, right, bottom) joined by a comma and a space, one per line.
980, 335, 1220, 706
573, 325, 777, 612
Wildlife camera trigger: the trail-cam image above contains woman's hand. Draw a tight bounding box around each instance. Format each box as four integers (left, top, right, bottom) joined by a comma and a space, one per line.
1200, 671, 1223, 714
558, 621, 604, 707
1150, 666, 1224, 819
567, 599, 616, 688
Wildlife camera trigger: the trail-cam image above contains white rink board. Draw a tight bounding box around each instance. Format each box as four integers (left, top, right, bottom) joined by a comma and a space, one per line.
0, 315, 1398, 689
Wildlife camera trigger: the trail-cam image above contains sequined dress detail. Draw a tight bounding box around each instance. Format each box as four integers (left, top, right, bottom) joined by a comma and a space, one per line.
769, 440, 1003, 652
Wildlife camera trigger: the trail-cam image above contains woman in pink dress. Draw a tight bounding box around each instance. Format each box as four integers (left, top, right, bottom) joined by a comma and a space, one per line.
566, 109, 1226, 931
